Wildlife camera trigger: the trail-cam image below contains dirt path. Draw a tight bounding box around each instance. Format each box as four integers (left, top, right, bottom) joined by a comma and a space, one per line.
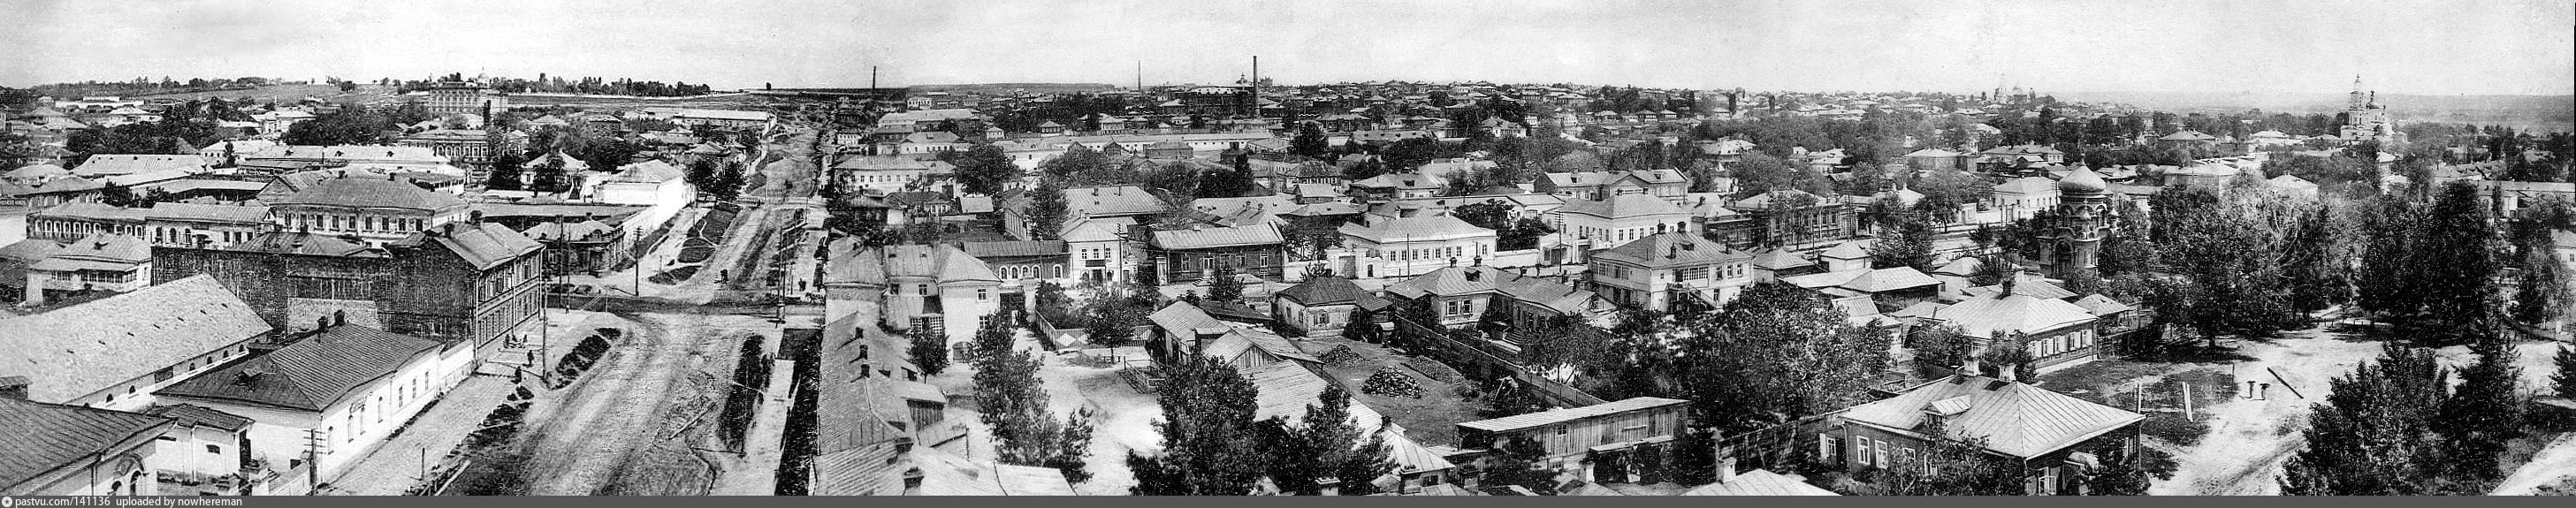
2494, 432, 2576, 495
2149, 330, 2387, 496
516, 312, 721, 495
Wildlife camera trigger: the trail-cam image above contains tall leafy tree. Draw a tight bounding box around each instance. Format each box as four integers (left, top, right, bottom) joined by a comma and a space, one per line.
1128, 355, 1267, 495
1665, 282, 1891, 433
1025, 177, 1070, 240
1868, 219, 1936, 269
967, 317, 1096, 481
1291, 123, 1331, 160
1256, 383, 1396, 496
2401, 182, 2506, 347
2355, 196, 2423, 319
2282, 203, 2351, 315
907, 328, 949, 375
946, 142, 1023, 195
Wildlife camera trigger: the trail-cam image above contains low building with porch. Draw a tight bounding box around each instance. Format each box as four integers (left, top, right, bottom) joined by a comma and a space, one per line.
1147, 224, 1285, 284
1269, 276, 1391, 337
1453, 397, 1690, 483
1816, 374, 2145, 495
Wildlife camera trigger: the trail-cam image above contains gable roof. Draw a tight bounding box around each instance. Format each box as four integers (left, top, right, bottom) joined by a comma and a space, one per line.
1150, 224, 1284, 250
1838, 375, 2145, 459
1962, 273, 2077, 300
220, 231, 379, 257
396, 223, 542, 270
271, 175, 468, 210
960, 240, 1067, 259
1590, 232, 1749, 268
1680, 469, 1840, 496
0, 398, 175, 490
1747, 247, 1812, 270
1241, 361, 1455, 474
147, 202, 272, 224
1780, 267, 1941, 294
72, 154, 206, 177
1457, 397, 1690, 433
1384, 265, 1597, 315
0, 275, 271, 403
143, 404, 254, 432
1928, 292, 2098, 338
1558, 193, 1688, 220
2070, 293, 2135, 316
1273, 276, 1387, 307
157, 325, 446, 412
1339, 211, 1493, 243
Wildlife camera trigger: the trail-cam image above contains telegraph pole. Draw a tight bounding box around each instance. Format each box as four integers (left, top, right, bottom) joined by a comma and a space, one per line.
301, 428, 327, 492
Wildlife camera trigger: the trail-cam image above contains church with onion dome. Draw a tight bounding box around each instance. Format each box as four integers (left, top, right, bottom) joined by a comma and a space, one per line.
2032, 166, 2113, 279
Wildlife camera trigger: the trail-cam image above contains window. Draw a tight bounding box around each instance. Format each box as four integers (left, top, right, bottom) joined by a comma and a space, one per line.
207, 444, 223, 454
1820, 436, 1840, 466
1856, 437, 1873, 466
976, 289, 988, 300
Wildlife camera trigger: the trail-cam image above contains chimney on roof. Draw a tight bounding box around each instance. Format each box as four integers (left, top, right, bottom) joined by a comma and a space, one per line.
1961, 357, 1982, 377
1997, 361, 2019, 383
0, 375, 28, 400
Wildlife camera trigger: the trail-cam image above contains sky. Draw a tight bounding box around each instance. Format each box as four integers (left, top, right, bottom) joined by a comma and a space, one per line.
4, 0, 2571, 95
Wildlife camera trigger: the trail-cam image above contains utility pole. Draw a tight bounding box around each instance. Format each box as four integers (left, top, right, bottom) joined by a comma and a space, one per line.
301, 428, 327, 492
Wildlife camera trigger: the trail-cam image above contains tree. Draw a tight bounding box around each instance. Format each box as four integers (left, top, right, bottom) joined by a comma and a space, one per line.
2555, 345, 2576, 401
1291, 123, 1330, 160
1256, 383, 1396, 496
1025, 177, 1070, 240
281, 108, 394, 146
2283, 346, 2450, 495
1868, 219, 1935, 269
1905, 323, 1972, 378
1205, 269, 1245, 304
1666, 282, 1892, 433
908, 328, 950, 375
485, 152, 526, 191
1128, 355, 1268, 495
2282, 203, 2351, 315
526, 151, 573, 193
2400, 182, 2506, 347
946, 142, 1023, 195
2433, 317, 2525, 483
2356, 196, 2424, 319
2511, 253, 2566, 326
1377, 137, 1444, 174
966, 318, 1095, 482
1477, 435, 1558, 495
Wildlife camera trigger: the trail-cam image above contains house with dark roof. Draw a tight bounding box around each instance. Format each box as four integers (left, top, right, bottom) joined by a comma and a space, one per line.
270, 174, 470, 247
0, 393, 176, 496
1347, 171, 1447, 200
1145, 301, 1316, 370
153, 222, 544, 366
1587, 231, 1754, 313
1270, 276, 1391, 337
1818, 374, 2145, 495
156, 319, 466, 482
0, 275, 271, 412
1454, 397, 1689, 483
1147, 224, 1285, 284
518, 219, 627, 275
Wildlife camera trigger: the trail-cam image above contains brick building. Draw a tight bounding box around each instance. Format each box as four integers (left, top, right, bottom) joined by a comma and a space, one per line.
150, 224, 545, 366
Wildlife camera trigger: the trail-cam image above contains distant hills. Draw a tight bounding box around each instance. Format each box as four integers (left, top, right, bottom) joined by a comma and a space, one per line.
2060, 90, 2574, 132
